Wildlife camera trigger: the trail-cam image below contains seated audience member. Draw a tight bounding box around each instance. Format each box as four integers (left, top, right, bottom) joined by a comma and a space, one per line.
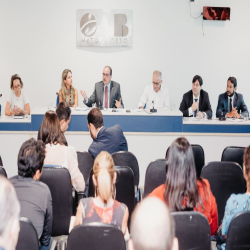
149, 137, 218, 236
217, 146, 250, 250
10, 139, 53, 250
39, 110, 85, 192
129, 197, 178, 250
73, 151, 129, 234
0, 176, 20, 250
38, 101, 71, 146
80, 66, 124, 109
138, 70, 170, 109
87, 108, 128, 158
216, 76, 248, 118
59, 69, 78, 107
179, 75, 212, 118
5, 74, 30, 116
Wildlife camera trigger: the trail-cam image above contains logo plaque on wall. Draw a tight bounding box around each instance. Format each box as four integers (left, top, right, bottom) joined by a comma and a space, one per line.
76, 9, 133, 47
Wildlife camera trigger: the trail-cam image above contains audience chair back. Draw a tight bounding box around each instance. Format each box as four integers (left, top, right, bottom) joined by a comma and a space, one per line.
143, 159, 166, 197
67, 223, 126, 250
77, 151, 94, 184
40, 167, 73, 236
172, 211, 211, 250
88, 166, 135, 229
166, 144, 205, 177
226, 211, 250, 250
201, 161, 246, 225
221, 146, 245, 168
16, 217, 39, 250
0, 166, 7, 178
0, 155, 3, 166
112, 151, 139, 187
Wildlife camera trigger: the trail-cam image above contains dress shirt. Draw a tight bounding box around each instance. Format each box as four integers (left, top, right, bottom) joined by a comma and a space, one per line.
138, 84, 170, 109
102, 82, 111, 108
188, 95, 200, 116
85, 82, 111, 108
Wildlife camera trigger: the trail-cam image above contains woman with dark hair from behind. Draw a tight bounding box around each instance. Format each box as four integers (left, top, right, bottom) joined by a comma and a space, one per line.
39, 110, 85, 192
73, 151, 129, 235
216, 146, 250, 250
149, 137, 218, 236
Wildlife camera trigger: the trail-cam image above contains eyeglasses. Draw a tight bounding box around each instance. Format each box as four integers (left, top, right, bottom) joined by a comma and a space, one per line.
152, 81, 161, 86
102, 73, 110, 77
14, 84, 21, 89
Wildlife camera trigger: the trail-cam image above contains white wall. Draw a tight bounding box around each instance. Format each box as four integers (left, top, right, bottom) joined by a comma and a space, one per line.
1, 0, 250, 113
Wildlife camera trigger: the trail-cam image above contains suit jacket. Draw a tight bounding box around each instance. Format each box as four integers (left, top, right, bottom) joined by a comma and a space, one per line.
179, 89, 213, 118
84, 81, 124, 108
88, 125, 128, 158
216, 92, 248, 118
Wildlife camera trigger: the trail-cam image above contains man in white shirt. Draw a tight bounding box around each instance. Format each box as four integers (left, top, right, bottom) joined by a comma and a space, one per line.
138, 71, 170, 109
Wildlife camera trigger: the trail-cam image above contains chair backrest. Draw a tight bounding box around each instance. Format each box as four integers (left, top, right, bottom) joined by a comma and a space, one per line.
40, 167, 73, 236
0, 155, 3, 166
201, 161, 246, 225
221, 146, 245, 168
172, 211, 211, 250
226, 211, 250, 250
143, 159, 166, 197
67, 223, 126, 250
88, 166, 135, 228
166, 144, 205, 178
0, 166, 7, 178
16, 217, 39, 250
112, 151, 139, 186
77, 151, 94, 184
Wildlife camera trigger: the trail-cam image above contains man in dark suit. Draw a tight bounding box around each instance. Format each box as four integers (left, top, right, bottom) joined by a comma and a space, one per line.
87, 108, 128, 158
179, 75, 212, 118
216, 76, 248, 118
80, 66, 124, 108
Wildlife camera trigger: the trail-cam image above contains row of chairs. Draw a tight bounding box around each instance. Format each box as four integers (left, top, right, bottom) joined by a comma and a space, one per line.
16, 210, 250, 250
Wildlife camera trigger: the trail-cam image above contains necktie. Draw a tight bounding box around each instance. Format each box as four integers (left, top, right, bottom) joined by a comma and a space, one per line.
105, 86, 108, 108
229, 98, 232, 112
194, 98, 198, 117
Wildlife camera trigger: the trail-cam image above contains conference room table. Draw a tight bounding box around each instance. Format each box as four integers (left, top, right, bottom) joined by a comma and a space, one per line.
1, 107, 250, 186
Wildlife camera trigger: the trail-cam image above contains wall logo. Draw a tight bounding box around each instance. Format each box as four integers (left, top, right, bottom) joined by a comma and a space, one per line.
76, 10, 133, 47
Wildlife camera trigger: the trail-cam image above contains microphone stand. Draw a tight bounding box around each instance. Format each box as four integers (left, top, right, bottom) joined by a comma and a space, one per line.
150, 101, 157, 113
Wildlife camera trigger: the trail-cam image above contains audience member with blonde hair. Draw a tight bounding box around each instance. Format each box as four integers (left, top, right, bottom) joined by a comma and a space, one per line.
59, 69, 78, 107
0, 176, 20, 250
5, 74, 30, 116
217, 145, 250, 250
129, 197, 178, 250
39, 110, 85, 191
73, 151, 129, 234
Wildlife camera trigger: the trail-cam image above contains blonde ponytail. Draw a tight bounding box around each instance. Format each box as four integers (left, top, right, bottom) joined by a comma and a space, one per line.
93, 151, 115, 205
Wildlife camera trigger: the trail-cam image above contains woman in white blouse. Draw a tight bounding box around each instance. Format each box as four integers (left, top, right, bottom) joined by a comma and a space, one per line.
5, 74, 30, 116
39, 110, 85, 192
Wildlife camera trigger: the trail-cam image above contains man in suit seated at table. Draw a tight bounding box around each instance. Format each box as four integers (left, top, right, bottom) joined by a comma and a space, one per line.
87, 108, 128, 158
216, 76, 248, 118
179, 75, 212, 118
80, 66, 124, 109
138, 70, 170, 109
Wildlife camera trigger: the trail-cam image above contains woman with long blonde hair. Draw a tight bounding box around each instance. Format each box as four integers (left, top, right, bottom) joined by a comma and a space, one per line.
59, 69, 78, 107
73, 151, 129, 235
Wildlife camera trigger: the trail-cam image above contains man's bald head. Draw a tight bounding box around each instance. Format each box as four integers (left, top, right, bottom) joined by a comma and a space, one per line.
129, 197, 178, 250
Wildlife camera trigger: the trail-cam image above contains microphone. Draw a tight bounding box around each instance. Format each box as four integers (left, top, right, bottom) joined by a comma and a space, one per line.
150, 100, 157, 113
98, 101, 103, 110
0, 94, 2, 97
0, 94, 2, 116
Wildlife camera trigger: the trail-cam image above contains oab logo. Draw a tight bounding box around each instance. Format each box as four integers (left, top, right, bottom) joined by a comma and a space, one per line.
76, 9, 133, 47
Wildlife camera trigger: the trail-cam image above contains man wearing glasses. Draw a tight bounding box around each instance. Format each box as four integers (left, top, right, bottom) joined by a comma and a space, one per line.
80, 66, 124, 108
138, 70, 170, 109
179, 75, 212, 118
